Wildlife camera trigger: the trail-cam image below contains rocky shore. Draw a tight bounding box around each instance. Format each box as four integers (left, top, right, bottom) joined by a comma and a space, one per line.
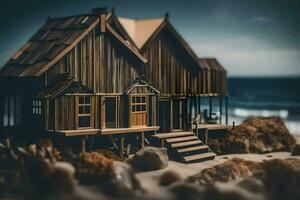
0, 117, 299, 200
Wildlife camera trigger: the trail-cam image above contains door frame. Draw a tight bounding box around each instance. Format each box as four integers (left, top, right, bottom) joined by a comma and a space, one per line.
102, 96, 119, 129
172, 97, 186, 131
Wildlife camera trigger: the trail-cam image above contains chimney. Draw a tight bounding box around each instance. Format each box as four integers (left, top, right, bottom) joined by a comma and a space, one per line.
165, 12, 169, 20
91, 7, 108, 15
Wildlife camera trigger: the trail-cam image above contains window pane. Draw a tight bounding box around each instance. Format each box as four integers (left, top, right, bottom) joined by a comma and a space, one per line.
33, 108, 35, 114
79, 106, 84, 114
136, 105, 141, 111
79, 97, 84, 104
141, 96, 145, 103
38, 101, 41, 107
141, 105, 146, 111
132, 97, 136, 103
85, 105, 90, 113
33, 101, 35, 106
132, 105, 135, 112
38, 108, 42, 114
85, 96, 90, 103
136, 97, 140, 103
79, 116, 90, 128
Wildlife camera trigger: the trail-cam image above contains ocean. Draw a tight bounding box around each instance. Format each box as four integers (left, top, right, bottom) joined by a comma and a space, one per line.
228, 77, 300, 136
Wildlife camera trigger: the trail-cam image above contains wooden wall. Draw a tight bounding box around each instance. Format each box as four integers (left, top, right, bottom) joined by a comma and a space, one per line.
43, 26, 141, 94
142, 28, 199, 96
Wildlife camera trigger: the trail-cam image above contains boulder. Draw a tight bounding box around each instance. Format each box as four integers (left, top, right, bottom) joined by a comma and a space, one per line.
159, 170, 183, 186
291, 144, 300, 156
209, 117, 296, 154
126, 147, 168, 171
169, 182, 203, 200
73, 152, 142, 198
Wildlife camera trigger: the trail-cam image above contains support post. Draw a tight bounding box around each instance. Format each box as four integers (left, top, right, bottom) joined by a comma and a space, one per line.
219, 95, 223, 124
119, 136, 125, 157
225, 96, 228, 125
209, 96, 212, 119
81, 137, 86, 153
170, 98, 173, 132
189, 97, 193, 131
205, 128, 208, 145
140, 132, 145, 149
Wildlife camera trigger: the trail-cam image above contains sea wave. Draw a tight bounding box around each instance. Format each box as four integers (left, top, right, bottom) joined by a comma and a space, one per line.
232, 108, 289, 119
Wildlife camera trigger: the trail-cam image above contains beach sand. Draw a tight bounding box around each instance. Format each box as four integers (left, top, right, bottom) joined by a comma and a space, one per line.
136, 152, 300, 194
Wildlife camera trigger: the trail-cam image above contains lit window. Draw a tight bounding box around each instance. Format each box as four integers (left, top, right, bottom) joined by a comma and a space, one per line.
33, 100, 42, 115
78, 96, 91, 128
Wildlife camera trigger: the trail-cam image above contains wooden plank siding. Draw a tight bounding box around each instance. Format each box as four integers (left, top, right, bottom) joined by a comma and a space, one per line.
43, 27, 141, 94
142, 28, 201, 96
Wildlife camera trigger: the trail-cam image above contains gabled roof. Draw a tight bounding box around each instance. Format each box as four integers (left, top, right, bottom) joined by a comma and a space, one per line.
125, 77, 159, 95
118, 16, 203, 70
118, 17, 164, 49
198, 58, 227, 72
37, 75, 92, 98
0, 11, 147, 77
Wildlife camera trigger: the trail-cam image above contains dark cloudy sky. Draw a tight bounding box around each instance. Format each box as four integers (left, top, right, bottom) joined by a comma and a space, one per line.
0, 0, 299, 76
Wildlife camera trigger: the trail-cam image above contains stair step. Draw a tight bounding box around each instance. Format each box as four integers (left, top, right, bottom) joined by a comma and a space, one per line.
177, 145, 209, 153
152, 132, 194, 139
171, 140, 201, 148
166, 136, 198, 143
183, 152, 216, 162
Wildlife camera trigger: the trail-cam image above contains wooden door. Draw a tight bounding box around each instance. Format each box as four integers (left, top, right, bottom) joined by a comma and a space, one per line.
173, 99, 185, 130
104, 97, 117, 128
130, 96, 147, 127
158, 100, 171, 132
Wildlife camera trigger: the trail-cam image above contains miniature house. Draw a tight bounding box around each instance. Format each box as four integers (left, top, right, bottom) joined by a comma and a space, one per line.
0, 8, 228, 160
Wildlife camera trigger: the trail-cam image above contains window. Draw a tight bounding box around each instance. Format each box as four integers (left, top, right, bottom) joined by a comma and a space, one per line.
33, 100, 42, 115
3, 94, 22, 127
78, 96, 91, 128
131, 96, 146, 112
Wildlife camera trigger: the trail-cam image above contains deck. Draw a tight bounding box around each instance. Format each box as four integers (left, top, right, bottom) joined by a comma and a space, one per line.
48, 126, 160, 136
192, 124, 233, 131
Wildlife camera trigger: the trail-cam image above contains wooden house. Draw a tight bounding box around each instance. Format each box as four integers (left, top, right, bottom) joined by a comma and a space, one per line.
0, 8, 228, 159
117, 13, 228, 132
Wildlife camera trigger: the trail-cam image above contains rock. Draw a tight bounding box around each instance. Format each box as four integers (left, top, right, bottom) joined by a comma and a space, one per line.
202, 182, 264, 200
24, 158, 76, 194
188, 158, 259, 185
169, 182, 203, 200
109, 161, 142, 196
73, 152, 115, 184
126, 147, 168, 171
159, 170, 183, 186
73, 152, 142, 198
237, 177, 264, 193
291, 144, 300, 156
259, 158, 300, 200
209, 117, 296, 154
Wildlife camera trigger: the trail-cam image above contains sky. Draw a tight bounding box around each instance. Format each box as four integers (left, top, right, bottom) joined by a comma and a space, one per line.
0, 0, 299, 77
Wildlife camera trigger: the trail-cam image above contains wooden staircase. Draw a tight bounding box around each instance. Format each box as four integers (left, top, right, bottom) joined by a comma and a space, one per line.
151, 131, 216, 163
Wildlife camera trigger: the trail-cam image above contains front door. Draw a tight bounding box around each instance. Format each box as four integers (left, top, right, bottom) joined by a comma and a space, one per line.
130, 95, 147, 127
173, 99, 185, 130
104, 97, 117, 128
158, 99, 171, 132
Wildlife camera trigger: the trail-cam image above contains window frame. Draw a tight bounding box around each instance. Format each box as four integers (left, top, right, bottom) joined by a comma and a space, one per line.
77, 96, 91, 129
32, 99, 42, 115
131, 96, 147, 114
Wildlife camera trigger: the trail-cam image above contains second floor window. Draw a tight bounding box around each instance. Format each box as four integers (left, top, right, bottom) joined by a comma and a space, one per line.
33, 100, 42, 115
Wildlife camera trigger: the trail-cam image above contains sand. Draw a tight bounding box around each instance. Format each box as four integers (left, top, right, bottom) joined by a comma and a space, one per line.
136, 152, 300, 194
